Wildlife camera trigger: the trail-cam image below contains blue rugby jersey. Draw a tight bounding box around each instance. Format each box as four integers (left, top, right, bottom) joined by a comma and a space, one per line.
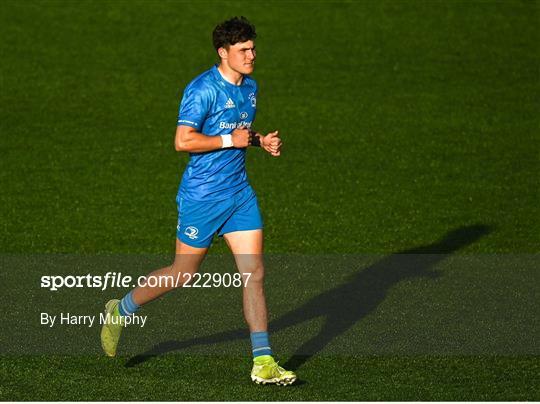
177, 64, 258, 201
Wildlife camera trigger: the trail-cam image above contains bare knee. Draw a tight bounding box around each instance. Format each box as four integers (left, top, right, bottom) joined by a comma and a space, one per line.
243, 263, 265, 285
168, 258, 200, 288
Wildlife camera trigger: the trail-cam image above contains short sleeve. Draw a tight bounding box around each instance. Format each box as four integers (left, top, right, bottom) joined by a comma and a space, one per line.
177, 86, 213, 129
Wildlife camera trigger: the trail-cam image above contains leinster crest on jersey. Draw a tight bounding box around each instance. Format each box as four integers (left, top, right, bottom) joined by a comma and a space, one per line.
248, 92, 256, 108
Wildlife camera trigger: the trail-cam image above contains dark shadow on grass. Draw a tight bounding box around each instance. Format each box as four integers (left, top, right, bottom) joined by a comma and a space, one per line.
125, 224, 492, 369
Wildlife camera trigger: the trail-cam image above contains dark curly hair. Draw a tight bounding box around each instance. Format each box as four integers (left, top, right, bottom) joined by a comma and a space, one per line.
212, 16, 256, 50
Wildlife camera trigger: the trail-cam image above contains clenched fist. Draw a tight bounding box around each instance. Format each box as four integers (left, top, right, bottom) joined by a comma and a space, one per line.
231, 127, 251, 148
261, 131, 282, 157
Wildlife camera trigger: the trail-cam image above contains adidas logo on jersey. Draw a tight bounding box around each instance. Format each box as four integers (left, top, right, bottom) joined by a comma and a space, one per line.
224, 98, 235, 109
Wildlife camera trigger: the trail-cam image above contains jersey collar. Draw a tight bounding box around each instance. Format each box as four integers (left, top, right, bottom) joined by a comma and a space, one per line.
212, 64, 245, 88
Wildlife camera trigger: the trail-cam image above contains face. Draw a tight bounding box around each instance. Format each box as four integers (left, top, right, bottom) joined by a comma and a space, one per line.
219, 40, 256, 75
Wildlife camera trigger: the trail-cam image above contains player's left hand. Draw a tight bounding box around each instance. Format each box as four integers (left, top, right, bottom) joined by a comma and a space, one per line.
261, 131, 282, 157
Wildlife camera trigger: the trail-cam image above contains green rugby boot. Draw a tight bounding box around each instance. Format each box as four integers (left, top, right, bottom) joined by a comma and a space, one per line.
251, 355, 297, 386
100, 299, 124, 357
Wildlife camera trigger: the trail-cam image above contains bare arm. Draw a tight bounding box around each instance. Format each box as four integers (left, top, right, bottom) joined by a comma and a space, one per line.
175, 125, 221, 153
175, 125, 253, 153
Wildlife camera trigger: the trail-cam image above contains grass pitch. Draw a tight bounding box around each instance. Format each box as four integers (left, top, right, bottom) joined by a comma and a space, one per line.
0, 0, 538, 400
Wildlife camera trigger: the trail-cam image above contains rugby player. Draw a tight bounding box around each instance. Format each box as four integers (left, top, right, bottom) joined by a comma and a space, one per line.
100, 16, 296, 386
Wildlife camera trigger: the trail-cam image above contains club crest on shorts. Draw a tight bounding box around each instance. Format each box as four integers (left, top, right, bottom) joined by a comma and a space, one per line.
184, 226, 199, 240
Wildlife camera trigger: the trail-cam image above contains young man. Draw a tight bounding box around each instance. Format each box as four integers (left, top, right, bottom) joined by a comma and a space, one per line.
100, 16, 296, 386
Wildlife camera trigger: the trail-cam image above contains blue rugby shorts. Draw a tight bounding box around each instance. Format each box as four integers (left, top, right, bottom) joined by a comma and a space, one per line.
176, 185, 263, 248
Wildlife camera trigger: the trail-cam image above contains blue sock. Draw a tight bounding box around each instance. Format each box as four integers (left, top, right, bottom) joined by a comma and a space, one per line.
250, 331, 272, 358
118, 290, 140, 316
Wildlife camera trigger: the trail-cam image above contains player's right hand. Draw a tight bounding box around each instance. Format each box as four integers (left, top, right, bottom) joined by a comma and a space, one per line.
231, 127, 251, 148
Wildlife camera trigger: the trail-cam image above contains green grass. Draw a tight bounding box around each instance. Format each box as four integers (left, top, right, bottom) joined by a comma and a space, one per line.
0, 0, 538, 400
1, 355, 538, 401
